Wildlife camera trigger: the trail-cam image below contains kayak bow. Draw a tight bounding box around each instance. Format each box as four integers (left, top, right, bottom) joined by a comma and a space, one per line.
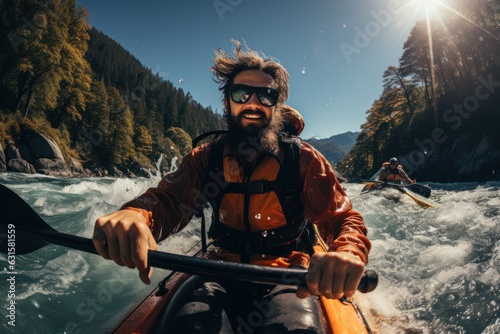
361, 181, 434, 208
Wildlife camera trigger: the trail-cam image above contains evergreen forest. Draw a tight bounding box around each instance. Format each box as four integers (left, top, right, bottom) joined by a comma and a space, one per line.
0, 0, 499, 181
0, 0, 225, 175
336, 0, 500, 182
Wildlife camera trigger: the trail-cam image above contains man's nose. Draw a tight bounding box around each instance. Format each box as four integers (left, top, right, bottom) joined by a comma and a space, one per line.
245, 91, 262, 107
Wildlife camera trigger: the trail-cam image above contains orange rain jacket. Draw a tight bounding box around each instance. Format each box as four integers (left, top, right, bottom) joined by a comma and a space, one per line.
122, 141, 371, 268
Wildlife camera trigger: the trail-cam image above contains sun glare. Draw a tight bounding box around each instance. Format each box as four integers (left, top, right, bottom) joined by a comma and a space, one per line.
421, 0, 447, 6
404, 0, 449, 20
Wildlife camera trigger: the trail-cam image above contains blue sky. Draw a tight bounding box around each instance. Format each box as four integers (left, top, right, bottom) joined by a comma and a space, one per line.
76, 0, 438, 139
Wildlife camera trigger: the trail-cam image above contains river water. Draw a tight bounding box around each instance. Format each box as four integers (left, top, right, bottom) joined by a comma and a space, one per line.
0, 171, 498, 333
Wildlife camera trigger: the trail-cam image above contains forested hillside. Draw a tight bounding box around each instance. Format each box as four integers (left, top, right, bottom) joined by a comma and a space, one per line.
0, 0, 225, 175
337, 0, 500, 182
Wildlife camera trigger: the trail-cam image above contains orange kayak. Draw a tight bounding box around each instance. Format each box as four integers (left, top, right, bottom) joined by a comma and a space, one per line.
113, 233, 376, 334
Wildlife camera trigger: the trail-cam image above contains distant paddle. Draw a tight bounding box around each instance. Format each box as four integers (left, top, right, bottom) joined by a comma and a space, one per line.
360, 181, 433, 208
390, 185, 434, 209
363, 180, 431, 198
0, 184, 377, 293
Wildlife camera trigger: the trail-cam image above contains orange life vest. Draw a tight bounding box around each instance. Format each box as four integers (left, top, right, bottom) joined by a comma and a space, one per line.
204, 137, 312, 261
381, 162, 403, 183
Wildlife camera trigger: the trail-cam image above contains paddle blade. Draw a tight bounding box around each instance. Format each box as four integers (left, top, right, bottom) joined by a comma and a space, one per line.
0, 184, 56, 255
403, 190, 434, 209
362, 182, 377, 192
407, 184, 431, 198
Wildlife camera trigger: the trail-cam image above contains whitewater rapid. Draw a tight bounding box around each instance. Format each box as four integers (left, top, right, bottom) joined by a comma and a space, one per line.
0, 172, 498, 333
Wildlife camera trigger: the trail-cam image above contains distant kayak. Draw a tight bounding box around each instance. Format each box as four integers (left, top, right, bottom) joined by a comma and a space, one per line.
361, 181, 434, 208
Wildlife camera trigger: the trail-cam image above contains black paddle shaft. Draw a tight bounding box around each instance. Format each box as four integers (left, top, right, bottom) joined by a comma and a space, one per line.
149, 250, 378, 293
0, 184, 378, 293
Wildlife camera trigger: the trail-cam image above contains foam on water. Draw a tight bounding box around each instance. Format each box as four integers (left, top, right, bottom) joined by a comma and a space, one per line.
71, 177, 163, 238
15, 251, 90, 300
418, 242, 471, 266
1, 174, 499, 333
346, 182, 500, 333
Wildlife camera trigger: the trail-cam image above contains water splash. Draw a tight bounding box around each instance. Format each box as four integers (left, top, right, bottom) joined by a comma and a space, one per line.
350, 182, 500, 333
1, 174, 498, 333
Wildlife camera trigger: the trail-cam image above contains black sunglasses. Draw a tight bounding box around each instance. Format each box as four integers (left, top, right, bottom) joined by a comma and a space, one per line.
229, 84, 279, 107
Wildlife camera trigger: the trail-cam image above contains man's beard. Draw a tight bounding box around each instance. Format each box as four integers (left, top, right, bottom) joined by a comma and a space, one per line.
224, 107, 283, 155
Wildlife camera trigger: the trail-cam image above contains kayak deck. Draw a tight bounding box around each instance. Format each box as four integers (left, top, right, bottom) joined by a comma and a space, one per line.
113, 271, 190, 333
313, 233, 374, 333
113, 238, 374, 333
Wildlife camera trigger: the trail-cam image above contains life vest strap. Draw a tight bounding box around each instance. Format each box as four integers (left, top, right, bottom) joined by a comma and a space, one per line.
221, 180, 284, 194
210, 216, 307, 255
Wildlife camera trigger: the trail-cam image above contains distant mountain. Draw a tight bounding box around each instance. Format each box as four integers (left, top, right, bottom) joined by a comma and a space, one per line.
327, 131, 359, 153
304, 131, 359, 165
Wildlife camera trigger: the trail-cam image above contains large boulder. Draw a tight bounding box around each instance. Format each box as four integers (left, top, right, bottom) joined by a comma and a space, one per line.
34, 158, 72, 177
4, 140, 36, 174
5, 140, 22, 160
2, 130, 76, 177
24, 129, 65, 161
22, 129, 73, 177
7, 158, 36, 174
449, 133, 500, 181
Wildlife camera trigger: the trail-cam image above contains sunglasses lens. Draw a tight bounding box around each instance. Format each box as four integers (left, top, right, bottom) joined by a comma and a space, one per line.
257, 87, 278, 107
230, 85, 278, 107
230, 85, 252, 103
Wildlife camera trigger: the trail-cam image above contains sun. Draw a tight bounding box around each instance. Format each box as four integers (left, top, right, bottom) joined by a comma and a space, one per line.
423, 0, 448, 17
421, 0, 446, 6
405, 0, 450, 20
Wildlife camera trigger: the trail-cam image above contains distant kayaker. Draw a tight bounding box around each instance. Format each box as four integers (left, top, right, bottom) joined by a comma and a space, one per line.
93, 39, 371, 333
376, 157, 416, 184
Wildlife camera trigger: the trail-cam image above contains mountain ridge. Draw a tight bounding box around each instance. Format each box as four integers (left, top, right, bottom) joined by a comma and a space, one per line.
304, 131, 359, 166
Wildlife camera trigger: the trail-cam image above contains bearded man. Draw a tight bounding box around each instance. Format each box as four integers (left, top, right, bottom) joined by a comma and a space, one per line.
92, 40, 370, 333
